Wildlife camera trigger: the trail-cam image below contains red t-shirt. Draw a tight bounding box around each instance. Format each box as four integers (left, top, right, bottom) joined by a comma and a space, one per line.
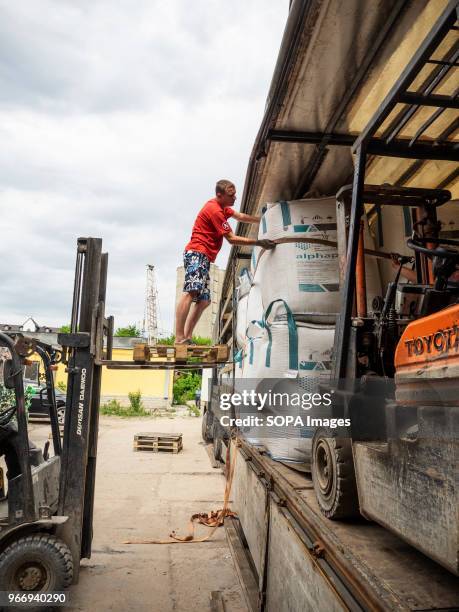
185, 198, 234, 262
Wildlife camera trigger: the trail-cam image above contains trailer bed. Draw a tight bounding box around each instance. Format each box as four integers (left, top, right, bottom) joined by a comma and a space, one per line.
230, 439, 458, 611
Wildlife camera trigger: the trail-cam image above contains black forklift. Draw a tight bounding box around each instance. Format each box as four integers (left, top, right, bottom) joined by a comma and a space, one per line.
0, 237, 113, 591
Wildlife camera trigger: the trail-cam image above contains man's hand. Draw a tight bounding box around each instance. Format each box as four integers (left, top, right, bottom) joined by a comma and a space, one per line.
257, 239, 276, 250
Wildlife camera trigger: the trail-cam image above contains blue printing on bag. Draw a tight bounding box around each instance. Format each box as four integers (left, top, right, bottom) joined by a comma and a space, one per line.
261, 215, 267, 234
299, 361, 331, 371
280, 201, 291, 228
298, 283, 327, 292
263, 299, 298, 371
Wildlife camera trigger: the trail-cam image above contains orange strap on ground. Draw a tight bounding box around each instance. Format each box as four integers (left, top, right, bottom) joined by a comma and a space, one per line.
123, 439, 238, 545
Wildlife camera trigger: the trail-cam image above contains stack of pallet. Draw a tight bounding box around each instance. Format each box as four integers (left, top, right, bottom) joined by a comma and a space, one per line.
133, 432, 183, 453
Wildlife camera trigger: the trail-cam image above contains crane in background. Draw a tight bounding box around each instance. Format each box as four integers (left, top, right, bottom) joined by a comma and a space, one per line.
143, 264, 160, 345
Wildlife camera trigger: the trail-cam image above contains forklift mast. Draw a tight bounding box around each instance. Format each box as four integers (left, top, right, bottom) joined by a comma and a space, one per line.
56, 237, 113, 581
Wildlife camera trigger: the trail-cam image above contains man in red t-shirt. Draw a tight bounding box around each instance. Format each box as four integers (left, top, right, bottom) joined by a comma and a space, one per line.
175, 179, 274, 344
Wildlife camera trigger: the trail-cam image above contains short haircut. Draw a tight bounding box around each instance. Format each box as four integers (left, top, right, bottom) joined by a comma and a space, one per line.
216, 179, 235, 195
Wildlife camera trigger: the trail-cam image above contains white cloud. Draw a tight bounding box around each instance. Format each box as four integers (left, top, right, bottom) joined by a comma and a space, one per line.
0, 0, 287, 332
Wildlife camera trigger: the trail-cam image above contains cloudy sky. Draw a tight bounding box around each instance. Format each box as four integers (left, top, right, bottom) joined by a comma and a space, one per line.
0, 1, 286, 335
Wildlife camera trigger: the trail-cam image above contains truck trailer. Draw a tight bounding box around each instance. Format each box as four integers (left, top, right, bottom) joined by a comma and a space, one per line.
204, 2, 459, 610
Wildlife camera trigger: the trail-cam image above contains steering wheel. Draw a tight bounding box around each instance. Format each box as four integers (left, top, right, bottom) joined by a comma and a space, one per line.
406, 236, 459, 261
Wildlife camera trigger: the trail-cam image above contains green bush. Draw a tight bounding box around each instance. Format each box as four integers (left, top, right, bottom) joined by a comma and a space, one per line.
100, 393, 149, 417
100, 399, 124, 415
173, 372, 201, 405
128, 390, 144, 413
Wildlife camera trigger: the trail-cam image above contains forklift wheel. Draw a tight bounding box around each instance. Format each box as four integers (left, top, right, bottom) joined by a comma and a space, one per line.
212, 422, 223, 463
201, 409, 214, 443
57, 408, 66, 426
0, 534, 73, 592
312, 429, 359, 519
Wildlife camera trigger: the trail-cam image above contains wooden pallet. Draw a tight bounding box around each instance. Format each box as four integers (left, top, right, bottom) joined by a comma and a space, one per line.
133, 343, 229, 364
133, 432, 183, 453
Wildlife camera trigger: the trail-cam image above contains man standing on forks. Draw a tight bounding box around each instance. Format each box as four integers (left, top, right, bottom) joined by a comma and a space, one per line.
175, 179, 274, 344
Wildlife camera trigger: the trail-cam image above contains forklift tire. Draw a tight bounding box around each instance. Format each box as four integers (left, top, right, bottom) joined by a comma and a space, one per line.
0, 534, 73, 592
201, 409, 214, 443
212, 422, 223, 463
312, 429, 359, 519
57, 407, 66, 426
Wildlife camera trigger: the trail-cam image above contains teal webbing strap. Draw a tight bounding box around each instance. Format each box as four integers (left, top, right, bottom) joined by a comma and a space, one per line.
263, 299, 298, 370
245, 320, 265, 365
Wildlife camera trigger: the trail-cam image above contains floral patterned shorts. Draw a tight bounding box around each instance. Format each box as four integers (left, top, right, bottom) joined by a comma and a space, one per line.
183, 251, 211, 302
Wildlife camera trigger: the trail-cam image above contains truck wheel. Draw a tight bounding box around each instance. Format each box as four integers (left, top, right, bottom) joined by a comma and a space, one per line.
0, 534, 73, 591
201, 409, 214, 443
212, 422, 223, 463
312, 429, 359, 519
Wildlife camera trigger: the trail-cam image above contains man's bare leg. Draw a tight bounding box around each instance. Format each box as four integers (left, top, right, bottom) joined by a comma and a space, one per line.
184, 300, 210, 340
175, 292, 196, 342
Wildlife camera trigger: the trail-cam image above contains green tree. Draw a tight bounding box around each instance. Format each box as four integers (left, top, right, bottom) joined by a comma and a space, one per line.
173, 372, 202, 404
59, 325, 71, 333
115, 325, 142, 337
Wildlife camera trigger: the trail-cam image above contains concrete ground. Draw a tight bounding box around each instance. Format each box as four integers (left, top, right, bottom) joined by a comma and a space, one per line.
29, 416, 246, 612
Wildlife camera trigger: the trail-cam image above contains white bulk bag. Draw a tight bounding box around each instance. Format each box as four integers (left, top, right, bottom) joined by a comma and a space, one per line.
236, 267, 252, 299
257, 198, 339, 321
235, 294, 249, 349
246, 278, 264, 329
259, 196, 337, 241
250, 245, 262, 277
244, 300, 335, 380
263, 415, 314, 467
258, 242, 339, 322
259, 300, 334, 465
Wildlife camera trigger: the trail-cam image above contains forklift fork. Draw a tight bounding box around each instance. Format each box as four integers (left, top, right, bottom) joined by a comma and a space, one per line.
56, 238, 109, 582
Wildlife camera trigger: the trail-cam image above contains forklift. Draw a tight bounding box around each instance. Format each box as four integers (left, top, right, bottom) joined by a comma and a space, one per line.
311, 3, 459, 576
0, 238, 112, 591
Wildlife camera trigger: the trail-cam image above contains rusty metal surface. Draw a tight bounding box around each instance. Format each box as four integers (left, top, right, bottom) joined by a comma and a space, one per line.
237, 438, 459, 611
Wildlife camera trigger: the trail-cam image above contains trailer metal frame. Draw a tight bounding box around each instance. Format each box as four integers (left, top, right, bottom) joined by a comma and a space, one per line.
335, 0, 459, 379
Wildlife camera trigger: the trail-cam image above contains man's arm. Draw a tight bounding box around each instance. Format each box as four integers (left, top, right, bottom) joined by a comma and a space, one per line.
232, 211, 261, 224
224, 231, 275, 249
